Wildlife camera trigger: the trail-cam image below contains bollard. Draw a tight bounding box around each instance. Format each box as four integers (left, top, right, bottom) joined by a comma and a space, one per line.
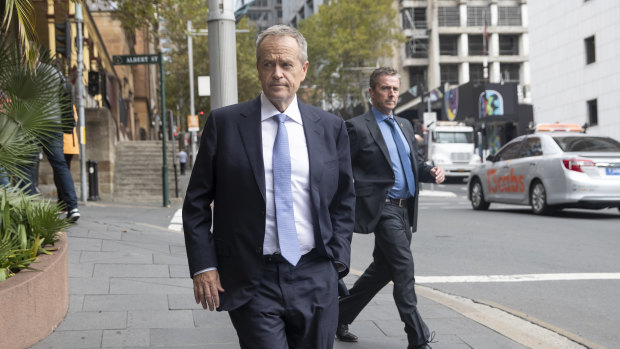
87, 160, 100, 201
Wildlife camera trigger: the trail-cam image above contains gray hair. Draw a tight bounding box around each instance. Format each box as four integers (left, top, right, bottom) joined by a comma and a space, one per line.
369, 67, 400, 90
256, 25, 308, 64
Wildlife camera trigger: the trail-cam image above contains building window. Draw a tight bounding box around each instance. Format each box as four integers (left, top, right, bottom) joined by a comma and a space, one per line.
440, 64, 459, 86
498, 7, 522, 26
406, 39, 428, 58
402, 8, 427, 30
501, 64, 520, 82
467, 6, 490, 27
409, 66, 428, 94
439, 35, 458, 56
587, 99, 598, 126
585, 36, 596, 64
254, 0, 268, 7
468, 35, 485, 55
469, 64, 484, 84
438, 7, 460, 27
499, 35, 519, 55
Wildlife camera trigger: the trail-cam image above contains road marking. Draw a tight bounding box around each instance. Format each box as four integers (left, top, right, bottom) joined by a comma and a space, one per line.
416, 273, 620, 283
419, 190, 457, 198
348, 268, 603, 349
168, 209, 183, 232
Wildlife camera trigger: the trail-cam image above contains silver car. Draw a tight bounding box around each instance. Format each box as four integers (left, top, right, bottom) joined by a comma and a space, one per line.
467, 132, 620, 214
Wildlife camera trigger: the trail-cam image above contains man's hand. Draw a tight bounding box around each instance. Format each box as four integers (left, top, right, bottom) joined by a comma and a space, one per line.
193, 270, 225, 311
430, 166, 445, 184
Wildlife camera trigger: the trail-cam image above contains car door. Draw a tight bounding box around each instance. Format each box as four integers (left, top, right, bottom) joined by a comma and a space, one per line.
485, 140, 524, 202
510, 137, 543, 203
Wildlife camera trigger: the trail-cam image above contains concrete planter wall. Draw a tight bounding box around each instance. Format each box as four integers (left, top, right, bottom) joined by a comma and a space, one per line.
0, 233, 69, 349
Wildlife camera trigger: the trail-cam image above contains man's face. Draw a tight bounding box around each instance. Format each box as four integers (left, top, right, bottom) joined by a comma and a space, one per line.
369, 75, 400, 116
256, 35, 308, 111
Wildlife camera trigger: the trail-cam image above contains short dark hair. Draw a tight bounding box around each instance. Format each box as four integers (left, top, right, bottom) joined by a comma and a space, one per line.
369, 67, 400, 90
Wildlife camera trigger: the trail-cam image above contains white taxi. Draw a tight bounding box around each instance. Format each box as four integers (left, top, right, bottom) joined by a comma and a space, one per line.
468, 123, 620, 214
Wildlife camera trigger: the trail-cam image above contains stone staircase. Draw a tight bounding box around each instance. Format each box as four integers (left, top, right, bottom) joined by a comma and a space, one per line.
114, 141, 180, 203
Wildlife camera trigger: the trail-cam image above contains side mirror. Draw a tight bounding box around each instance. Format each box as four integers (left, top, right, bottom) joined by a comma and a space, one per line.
486, 154, 495, 162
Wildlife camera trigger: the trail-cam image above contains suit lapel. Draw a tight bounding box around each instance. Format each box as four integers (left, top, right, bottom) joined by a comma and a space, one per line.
365, 112, 391, 166
238, 97, 266, 200
299, 103, 324, 187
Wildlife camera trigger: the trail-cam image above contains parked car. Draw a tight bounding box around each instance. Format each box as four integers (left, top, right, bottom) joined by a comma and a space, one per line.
467, 125, 620, 214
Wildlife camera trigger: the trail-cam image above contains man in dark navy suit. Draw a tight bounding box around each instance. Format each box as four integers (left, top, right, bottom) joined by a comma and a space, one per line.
183, 25, 355, 349
337, 67, 444, 349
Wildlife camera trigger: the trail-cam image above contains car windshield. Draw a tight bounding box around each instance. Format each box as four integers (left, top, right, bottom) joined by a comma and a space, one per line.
553, 136, 620, 152
435, 131, 473, 143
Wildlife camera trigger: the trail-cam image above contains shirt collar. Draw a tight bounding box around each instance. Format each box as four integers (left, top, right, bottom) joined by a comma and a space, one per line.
260, 93, 302, 124
371, 106, 393, 124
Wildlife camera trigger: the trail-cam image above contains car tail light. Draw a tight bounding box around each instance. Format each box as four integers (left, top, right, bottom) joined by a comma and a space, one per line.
562, 159, 595, 172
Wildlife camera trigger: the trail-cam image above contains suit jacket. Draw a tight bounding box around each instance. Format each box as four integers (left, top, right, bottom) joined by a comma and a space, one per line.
346, 111, 434, 234
183, 96, 355, 311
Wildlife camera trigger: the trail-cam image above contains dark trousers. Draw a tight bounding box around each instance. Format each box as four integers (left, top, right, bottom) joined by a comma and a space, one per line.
228, 250, 338, 349
339, 203, 430, 346
180, 162, 186, 175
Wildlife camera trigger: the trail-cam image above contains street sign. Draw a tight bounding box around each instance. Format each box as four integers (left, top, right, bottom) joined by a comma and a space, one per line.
112, 54, 159, 65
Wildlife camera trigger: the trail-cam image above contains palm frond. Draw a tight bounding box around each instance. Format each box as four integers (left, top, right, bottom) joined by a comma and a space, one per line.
1, 0, 38, 69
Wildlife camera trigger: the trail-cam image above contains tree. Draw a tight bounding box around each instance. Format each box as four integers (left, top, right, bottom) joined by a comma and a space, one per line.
1, 0, 38, 68
298, 0, 405, 119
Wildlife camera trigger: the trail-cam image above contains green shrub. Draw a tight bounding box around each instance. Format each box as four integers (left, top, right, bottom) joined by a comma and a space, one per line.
0, 187, 71, 281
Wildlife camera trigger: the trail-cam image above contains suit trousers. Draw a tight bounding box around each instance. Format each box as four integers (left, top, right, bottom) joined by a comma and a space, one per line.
228, 250, 338, 349
339, 203, 430, 346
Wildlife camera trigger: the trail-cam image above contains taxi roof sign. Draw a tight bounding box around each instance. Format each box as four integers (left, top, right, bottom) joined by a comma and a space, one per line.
535, 123, 584, 133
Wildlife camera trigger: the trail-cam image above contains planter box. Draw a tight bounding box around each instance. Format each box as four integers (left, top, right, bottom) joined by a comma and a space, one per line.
0, 233, 69, 349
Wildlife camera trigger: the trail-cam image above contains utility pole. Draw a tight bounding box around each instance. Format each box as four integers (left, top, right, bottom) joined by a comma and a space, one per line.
208, 0, 238, 109
75, 3, 87, 203
187, 20, 198, 166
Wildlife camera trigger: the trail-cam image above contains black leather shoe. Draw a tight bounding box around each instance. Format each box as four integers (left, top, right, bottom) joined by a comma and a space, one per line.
336, 323, 358, 342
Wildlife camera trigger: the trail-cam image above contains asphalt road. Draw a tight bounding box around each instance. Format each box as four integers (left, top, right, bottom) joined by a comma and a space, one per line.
348, 181, 619, 349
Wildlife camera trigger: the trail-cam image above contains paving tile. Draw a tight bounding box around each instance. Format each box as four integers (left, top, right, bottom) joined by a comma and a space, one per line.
127, 310, 194, 328
102, 239, 172, 254
109, 277, 193, 294
168, 294, 205, 310
57, 311, 127, 331
94, 264, 168, 278
67, 237, 103, 251
169, 264, 190, 278
68, 295, 85, 313
192, 309, 235, 328
150, 327, 239, 346
347, 320, 386, 339
154, 253, 189, 265
31, 330, 103, 349
69, 262, 94, 278
83, 294, 169, 311
169, 244, 187, 255
69, 277, 111, 295
80, 251, 152, 264
88, 229, 122, 241
102, 328, 150, 347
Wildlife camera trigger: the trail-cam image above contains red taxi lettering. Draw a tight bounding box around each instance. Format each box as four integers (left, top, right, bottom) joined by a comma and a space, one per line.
487, 168, 524, 193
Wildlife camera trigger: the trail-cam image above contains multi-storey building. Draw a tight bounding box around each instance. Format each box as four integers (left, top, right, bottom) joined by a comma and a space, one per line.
528, 0, 620, 140
281, 0, 323, 27
397, 0, 530, 109
238, 0, 284, 32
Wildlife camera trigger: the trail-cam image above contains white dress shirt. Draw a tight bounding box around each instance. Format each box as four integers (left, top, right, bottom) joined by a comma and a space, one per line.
261, 93, 315, 255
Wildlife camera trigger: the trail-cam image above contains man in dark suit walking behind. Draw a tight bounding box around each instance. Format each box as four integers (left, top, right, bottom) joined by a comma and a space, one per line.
336, 67, 445, 349
183, 25, 355, 349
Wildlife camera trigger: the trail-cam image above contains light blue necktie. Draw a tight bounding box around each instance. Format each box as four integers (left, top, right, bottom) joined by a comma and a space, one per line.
272, 113, 301, 266
385, 117, 416, 197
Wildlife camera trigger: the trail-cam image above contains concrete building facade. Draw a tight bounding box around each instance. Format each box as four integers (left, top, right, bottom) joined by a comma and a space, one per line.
528, 0, 620, 140
398, 0, 530, 103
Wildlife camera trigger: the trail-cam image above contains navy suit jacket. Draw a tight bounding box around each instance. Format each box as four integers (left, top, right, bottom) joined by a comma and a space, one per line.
183, 96, 355, 311
346, 112, 434, 234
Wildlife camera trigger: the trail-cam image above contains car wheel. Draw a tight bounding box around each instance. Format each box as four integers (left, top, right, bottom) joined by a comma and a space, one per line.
530, 181, 549, 215
470, 179, 490, 210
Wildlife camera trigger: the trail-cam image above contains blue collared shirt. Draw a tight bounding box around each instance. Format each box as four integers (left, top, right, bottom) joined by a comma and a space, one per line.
372, 107, 414, 199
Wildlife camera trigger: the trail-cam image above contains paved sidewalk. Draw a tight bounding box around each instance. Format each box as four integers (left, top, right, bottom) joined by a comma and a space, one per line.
31, 174, 529, 349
